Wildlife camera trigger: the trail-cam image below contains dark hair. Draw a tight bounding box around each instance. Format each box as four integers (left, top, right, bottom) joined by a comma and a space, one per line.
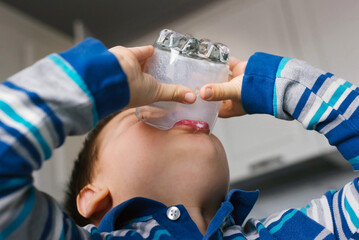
64, 112, 119, 226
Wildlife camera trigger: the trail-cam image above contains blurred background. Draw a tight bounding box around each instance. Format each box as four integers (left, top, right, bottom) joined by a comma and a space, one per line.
0, 0, 358, 220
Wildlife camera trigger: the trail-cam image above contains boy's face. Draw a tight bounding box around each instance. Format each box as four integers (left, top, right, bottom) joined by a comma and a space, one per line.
94, 108, 229, 208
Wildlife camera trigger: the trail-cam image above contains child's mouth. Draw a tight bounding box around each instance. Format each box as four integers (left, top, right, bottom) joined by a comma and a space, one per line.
173, 120, 210, 133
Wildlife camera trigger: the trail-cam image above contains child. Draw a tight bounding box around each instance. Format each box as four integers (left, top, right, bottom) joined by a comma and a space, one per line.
0, 38, 358, 239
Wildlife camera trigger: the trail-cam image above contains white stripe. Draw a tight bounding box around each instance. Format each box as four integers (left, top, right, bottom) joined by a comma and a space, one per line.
320, 195, 334, 233
223, 225, 243, 237
347, 183, 359, 217
322, 81, 340, 103
0, 126, 38, 169
333, 88, 351, 110
9, 57, 95, 135
49, 197, 67, 239
0, 110, 44, 161
132, 219, 159, 238
0, 86, 56, 150
302, 96, 323, 128
0, 85, 59, 147
333, 191, 346, 240
336, 78, 346, 85
342, 183, 357, 233
77, 226, 90, 239
109, 229, 131, 237
343, 95, 359, 119
261, 209, 289, 227
317, 106, 332, 126
319, 115, 344, 135
0, 187, 29, 226
314, 229, 331, 240
310, 199, 319, 221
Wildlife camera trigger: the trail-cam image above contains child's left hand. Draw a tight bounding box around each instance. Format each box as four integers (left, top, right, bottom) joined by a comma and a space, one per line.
199, 56, 247, 118
109, 45, 197, 108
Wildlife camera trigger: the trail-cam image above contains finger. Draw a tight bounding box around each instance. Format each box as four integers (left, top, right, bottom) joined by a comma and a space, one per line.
229, 56, 241, 71
128, 45, 154, 63
156, 83, 197, 104
200, 75, 243, 101
232, 61, 247, 76
227, 74, 233, 82
218, 100, 235, 118
218, 100, 246, 118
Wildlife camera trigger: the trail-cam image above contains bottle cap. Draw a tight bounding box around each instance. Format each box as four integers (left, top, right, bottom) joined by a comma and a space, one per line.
154, 29, 229, 64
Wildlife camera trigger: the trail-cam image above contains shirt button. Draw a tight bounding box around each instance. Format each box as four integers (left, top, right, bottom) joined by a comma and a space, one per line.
167, 206, 181, 221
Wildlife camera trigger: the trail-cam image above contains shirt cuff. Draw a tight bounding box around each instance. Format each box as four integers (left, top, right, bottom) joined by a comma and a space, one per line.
59, 38, 129, 120
241, 52, 283, 115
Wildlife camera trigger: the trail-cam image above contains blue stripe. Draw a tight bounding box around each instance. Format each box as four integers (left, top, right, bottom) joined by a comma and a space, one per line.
0, 100, 51, 160
274, 57, 291, 118
327, 84, 347, 107
273, 82, 278, 118
3, 81, 65, 147
312, 72, 333, 94
307, 101, 329, 130
0, 121, 41, 166
337, 188, 353, 238
232, 236, 247, 240
59, 226, 65, 240
337, 91, 358, 115
257, 223, 265, 232
0, 187, 36, 238
0, 178, 30, 195
0, 140, 33, 177
292, 88, 311, 119
299, 204, 309, 215
269, 209, 297, 234
344, 197, 359, 228
47, 54, 98, 127
316, 110, 339, 133
153, 229, 171, 240
275, 57, 291, 78
349, 156, 359, 166
39, 199, 53, 240
343, 81, 353, 89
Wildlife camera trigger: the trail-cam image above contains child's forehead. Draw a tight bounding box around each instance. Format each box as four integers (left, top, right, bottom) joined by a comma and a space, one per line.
96, 108, 136, 145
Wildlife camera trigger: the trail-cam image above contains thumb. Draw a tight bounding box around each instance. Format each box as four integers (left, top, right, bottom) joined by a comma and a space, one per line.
200, 74, 243, 101
156, 83, 197, 104
128, 45, 154, 63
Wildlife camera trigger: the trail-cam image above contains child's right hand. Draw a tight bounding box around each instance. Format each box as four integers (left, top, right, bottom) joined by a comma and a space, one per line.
199, 56, 247, 118
109, 45, 197, 108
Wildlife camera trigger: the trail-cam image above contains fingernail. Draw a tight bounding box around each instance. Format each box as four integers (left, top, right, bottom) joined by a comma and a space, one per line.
184, 92, 196, 103
204, 88, 213, 99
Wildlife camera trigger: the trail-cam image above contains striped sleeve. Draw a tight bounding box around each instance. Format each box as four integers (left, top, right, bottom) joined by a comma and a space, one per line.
242, 52, 359, 170
0, 38, 129, 239
246, 179, 359, 239
242, 52, 359, 238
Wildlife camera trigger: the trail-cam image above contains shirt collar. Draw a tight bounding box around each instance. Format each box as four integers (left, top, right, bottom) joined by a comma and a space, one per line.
98, 189, 259, 232
98, 197, 167, 232
225, 189, 259, 225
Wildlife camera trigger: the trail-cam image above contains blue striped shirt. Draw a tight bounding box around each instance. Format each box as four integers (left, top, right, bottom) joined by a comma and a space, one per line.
0, 40, 358, 239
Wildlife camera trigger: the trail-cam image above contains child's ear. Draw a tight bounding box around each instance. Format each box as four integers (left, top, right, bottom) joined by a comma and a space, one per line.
77, 184, 112, 221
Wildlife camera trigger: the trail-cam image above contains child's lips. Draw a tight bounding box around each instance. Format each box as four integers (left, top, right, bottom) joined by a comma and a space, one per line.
173, 120, 210, 133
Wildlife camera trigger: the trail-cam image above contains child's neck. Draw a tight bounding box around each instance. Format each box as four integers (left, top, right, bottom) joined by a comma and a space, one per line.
183, 204, 220, 235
